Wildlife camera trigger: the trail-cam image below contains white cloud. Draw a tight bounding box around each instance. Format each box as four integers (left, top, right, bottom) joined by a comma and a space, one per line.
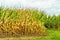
0, 0, 55, 8
21, 0, 55, 9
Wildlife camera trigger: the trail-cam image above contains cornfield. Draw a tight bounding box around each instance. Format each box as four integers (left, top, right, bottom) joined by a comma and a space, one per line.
0, 8, 46, 37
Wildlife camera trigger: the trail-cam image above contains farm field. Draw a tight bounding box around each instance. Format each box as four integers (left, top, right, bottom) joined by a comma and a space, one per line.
0, 7, 60, 40
0, 30, 60, 40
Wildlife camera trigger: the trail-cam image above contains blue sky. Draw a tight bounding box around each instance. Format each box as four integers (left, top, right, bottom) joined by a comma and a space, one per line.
0, 0, 60, 15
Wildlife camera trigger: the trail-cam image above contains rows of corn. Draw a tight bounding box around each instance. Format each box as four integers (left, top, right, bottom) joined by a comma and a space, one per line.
0, 8, 46, 37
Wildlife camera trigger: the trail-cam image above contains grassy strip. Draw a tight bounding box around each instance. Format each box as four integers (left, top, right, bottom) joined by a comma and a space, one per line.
0, 30, 60, 40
